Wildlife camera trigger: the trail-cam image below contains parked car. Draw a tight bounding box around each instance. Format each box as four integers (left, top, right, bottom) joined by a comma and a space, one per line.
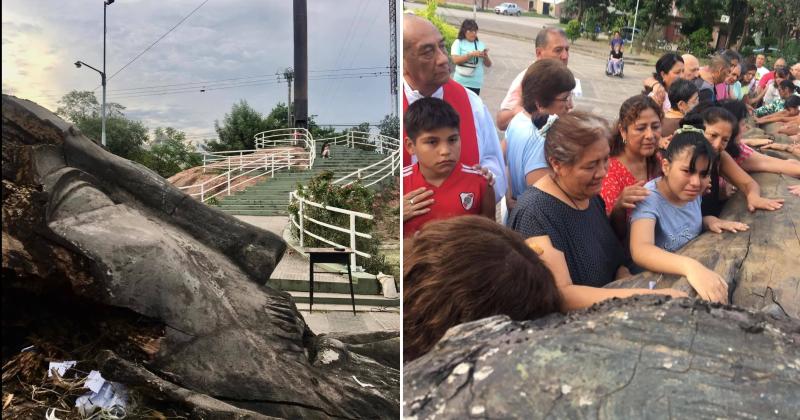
494, 3, 522, 16
620, 26, 641, 43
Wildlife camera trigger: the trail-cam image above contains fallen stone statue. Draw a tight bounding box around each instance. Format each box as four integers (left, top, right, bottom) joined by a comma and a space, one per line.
405, 133, 800, 417
2, 94, 399, 419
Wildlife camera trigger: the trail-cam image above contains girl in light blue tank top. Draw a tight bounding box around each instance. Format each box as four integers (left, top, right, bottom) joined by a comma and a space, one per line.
630, 129, 749, 303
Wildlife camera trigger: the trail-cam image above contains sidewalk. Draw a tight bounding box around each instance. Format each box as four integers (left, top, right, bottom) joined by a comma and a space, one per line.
234, 215, 400, 335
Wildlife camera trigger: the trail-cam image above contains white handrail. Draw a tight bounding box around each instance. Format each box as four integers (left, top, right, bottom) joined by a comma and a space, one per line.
289, 190, 374, 267
180, 152, 295, 201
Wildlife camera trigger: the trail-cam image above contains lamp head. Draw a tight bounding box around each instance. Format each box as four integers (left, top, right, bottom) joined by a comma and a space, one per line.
105, 0, 114, 5
74, 61, 82, 68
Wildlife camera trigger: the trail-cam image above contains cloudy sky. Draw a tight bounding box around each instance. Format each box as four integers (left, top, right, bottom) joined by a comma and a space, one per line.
2, 0, 398, 143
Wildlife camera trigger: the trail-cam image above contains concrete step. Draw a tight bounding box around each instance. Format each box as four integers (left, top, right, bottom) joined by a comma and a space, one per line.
216, 209, 288, 216
215, 205, 289, 210
296, 303, 400, 313
288, 291, 400, 307
268, 277, 381, 295
219, 199, 291, 205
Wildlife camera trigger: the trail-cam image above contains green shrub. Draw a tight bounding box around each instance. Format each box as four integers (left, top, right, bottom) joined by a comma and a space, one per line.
413, 0, 458, 51
288, 171, 392, 274
688, 28, 712, 57
566, 19, 581, 44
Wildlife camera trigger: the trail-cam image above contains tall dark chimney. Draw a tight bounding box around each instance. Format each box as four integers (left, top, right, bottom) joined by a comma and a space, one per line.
293, 0, 308, 129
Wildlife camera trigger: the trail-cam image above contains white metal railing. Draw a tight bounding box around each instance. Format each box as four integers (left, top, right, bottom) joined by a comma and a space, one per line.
288, 190, 374, 268
317, 131, 400, 156
288, 130, 400, 268
255, 128, 316, 168
179, 150, 295, 202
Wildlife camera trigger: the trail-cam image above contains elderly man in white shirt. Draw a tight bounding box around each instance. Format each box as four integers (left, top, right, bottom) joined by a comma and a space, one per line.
402, 14, 506, 204
495, 27, 582, 132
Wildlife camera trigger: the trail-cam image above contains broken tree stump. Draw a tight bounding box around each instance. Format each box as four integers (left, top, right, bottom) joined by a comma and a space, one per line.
403, 297, 800, 419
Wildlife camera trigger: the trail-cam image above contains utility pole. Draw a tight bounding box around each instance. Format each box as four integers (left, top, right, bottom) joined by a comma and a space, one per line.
389, 0, 398, 116
283, 68, 294, 127
293, 0, 308, 129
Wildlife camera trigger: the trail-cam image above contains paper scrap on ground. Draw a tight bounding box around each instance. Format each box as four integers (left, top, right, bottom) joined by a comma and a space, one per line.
75, 376, 128, 418
47, 361, 76, 378
84, 370, 105, 393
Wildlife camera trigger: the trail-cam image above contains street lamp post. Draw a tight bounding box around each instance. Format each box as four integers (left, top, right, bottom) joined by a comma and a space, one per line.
75, 0, 114, 147
102, 0, 114, 147
74, 61, 106, 146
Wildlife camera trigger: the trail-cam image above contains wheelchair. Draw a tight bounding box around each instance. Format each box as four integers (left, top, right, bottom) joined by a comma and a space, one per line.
605, 54, 624, 78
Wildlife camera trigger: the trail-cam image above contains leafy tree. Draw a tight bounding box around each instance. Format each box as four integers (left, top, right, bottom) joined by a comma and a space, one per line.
206, 100, 272, 152
55, 90, 147, 160
346, 122, 371, 134
55, 90, 125, 123
77, 116, 149, 160
377, 114, 399, 139
139, 127, 202, 178
746, 0, 800, 49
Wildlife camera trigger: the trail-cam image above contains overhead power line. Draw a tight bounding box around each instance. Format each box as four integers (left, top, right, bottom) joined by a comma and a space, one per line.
106, 71, 389, 100
95, 0, 210, 90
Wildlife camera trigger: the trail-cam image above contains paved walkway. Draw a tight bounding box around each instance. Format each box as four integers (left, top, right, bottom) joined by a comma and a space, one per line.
234, 215, 400, 334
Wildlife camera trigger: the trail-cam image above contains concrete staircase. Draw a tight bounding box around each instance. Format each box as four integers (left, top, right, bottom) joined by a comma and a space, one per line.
213, 144, 390, 216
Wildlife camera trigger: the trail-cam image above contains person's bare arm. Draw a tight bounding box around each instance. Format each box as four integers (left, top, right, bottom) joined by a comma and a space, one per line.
629, 219, 728, 303
720, 151, 785, 212
527, 235, 686, 312
452, 50, 480, 65
525, 168, 549, 188
756, 110, 791, 124
496, 108, 521, 131
740, 150, 800, 178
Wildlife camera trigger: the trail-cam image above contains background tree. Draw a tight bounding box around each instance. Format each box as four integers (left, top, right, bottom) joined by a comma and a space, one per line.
206, 100, 272, 152
55, 90, 146, 160
377, 114, 399, 139
140, 127, 202, 178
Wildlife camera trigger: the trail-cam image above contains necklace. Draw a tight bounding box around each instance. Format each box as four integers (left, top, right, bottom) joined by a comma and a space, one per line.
550, 175, 582, 209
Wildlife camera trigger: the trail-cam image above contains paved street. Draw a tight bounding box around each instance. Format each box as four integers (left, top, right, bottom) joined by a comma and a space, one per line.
404, 2, 654, 123
479, 31, 652, 123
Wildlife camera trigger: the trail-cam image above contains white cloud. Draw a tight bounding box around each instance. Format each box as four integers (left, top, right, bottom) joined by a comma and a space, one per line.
1, 0, 395, 138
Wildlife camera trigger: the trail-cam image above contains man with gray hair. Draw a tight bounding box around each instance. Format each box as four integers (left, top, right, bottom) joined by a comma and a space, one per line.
495, 27, 582, 131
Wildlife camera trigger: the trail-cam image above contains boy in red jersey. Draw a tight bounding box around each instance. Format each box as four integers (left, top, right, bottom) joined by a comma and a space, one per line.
403, 97, 495, 237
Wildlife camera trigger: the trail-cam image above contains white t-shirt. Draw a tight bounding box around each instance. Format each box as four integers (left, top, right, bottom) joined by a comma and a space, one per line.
756, 66, 770, 80
499, 67, 582, 111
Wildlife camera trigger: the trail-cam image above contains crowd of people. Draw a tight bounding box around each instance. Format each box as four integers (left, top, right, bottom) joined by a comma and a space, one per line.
401, 14, 800, 362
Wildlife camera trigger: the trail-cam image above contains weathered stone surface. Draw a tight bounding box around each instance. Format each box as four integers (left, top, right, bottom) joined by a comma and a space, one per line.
404, 297, 800, 419
605, 170, 800, 319
2, 95, 399, 419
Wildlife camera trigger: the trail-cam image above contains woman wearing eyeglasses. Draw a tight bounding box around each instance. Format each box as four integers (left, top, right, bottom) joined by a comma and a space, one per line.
451, 19, 492, 95
504, 59, 575, 207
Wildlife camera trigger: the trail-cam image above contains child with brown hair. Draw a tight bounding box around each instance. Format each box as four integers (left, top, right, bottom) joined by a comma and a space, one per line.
403, 216, 561, 362
402, 97, 495, 237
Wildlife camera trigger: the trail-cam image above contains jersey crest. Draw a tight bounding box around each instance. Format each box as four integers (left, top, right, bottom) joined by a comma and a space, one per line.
460, 192, 475, 210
